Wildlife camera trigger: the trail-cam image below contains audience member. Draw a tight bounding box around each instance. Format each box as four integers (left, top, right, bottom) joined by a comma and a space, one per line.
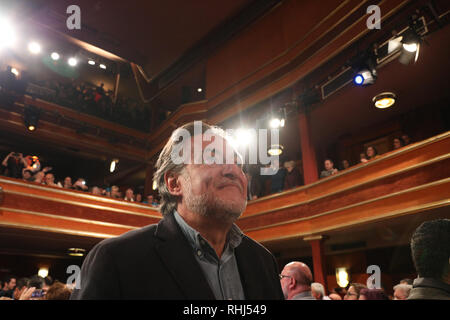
408, 219, 450, 300
110, 185, 121, 199
360, 153, 368, 163
269, 159, 286, 193
311, 282, 330, 300
22, 169, 33, 181
283, 160, 302, 190
328, 293, 342, 300
358, 288, 389, 300
33, 171, 45, 184
280, 261, 315, 300
90, 186, 102, 196
44, 172, 62, 187
320, 159, 338, 178
13, 277, 29, 300
124, 188, 135, 202
42, 276, 54, 294
341, 159, 350, 170
400, 278, 413, 285
401, 134, 411, 146
393, 137, 403, 150
344, 283, 366, 300
333, 287, 347, 299
63, 176, 74, 189
1, 152, 28, 178
393, 283, 412, 300
135, 193, 142, 203
365, 146, 378, 160
73, 178, 88, 191
0, 275, 16, 298
45, 281, 72, 300
246, 172, 262, 200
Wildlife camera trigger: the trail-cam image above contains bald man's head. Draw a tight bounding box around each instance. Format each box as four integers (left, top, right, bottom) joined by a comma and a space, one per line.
284, 261, 313, 286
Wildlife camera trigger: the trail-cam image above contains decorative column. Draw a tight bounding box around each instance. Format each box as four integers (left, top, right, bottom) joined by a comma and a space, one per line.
304, 235, 328, 292
298, 105, 319, 184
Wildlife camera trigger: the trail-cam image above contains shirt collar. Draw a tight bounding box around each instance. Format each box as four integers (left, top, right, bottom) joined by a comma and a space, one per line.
173, 210, 243, 251
413, 277, 450, 294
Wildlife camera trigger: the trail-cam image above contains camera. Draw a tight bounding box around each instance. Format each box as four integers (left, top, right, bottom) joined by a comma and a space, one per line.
31, 289, 45, 298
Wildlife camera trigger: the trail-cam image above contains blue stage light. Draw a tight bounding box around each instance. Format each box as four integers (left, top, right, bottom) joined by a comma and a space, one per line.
354, 74, 364, 85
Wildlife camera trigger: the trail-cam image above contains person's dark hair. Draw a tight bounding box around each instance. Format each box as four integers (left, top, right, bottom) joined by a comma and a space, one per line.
348, 283, 367, 298
44, 276, 54, 287
28, 275, 44, 289
3, 275, 16, 285
16, 277, 29, 289
44, 281, 71, 300
393, 137, 403, 147
359, 288, 389, 300
410, 219, 450, 279
366, 146, 378, 158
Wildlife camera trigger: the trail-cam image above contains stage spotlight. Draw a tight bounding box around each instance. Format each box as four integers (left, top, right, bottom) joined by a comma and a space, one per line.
24, 106, 40, 131
38, 267, 49, 278
353, 69, 376, 86
268, 144, 283, 156
234, 129, 253, 147
399, 30, 421, 65
269, 118, 281, 129
28, 42, 41, 54
11, 68, 19, 76
68, 57, 77, 67
0, 18, 15, 49
51, 52, 60, 60
99, 64, 106, 69
373, 92, 396, 109
88, 60, 95, 65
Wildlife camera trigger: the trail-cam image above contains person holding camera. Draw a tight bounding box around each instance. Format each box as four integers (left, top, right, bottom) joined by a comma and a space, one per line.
1, 152, 28, 179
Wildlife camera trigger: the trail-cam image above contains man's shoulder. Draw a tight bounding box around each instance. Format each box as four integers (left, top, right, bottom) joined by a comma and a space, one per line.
240, 235, 274, 258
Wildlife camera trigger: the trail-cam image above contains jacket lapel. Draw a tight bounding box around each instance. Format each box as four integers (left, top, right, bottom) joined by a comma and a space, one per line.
235, 238, 264, 299
153, 212, 216, 299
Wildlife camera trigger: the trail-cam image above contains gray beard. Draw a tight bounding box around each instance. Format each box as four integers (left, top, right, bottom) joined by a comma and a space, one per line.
183, 173, 246, 223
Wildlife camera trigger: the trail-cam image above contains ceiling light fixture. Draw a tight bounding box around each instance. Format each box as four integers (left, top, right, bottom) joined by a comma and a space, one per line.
268, 144, 283, 156
68, 57, 77, 67
99, 63, 106, 69
51, 52, 60, 60
28, 41, 41, 54
372, 92, 396, 109
68, 248, 86, 257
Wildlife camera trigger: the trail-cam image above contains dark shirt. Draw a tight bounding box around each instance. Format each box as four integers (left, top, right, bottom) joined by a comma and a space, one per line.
270, 167, 286, 193
408, 278, 450, 300
284, 167, 302, 190
3, 157, 24, 179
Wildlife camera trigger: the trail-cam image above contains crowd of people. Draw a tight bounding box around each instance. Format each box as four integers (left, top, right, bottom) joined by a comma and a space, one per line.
0, 275, 72, 300
1, 66, 153, 131
0, 151, 159, 207
320, 134, 412, 179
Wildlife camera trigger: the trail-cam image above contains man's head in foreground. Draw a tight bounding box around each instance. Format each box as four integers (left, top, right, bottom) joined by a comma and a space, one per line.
153, 121, 247, 225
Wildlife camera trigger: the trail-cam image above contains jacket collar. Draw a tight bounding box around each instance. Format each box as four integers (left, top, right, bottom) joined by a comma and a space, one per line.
153, 212, 215, 299
413, 277, 450, 294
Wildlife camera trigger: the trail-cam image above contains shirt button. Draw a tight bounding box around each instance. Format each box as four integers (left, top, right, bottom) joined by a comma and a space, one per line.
197, 249, 202, 256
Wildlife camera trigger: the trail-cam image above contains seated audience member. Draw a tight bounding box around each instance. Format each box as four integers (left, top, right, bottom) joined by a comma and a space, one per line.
408, 219, 450, 300
22, 169, 34, 181
360, 153, 368, 163
270, 159, 286, 193
1, 152, 28, 179
280, 261, 315, 300
400, 278, 413, 285
401, 134, 411, 146
44, 173, 62, 187
328, 292, 342, 300
0, 275, 16, 298
90, 186, 102, 196
365, 146, 378, 160
284, 160, 302, 190
393, 137, 403, 150
393, 283, 412, 300
341, 159, 350, 170
143, 194, 153, 204
358, 288, 389, 300
63, 176, 74, 189
320, 159, 338, 178
45, 281, 72, 300
344, 283, 367, 300
333, 287, 347, 299
32, 171, 45, 184
73, 178, 88, 191
124, 188, 134, 202
135, 193, 142, 203
110, 185, 121, 199
245, 172, 262, 200
311, 282, 329, 300
13, 277, 30, 300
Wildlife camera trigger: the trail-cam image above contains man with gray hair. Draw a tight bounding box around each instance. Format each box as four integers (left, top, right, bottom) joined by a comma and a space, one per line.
393, 283, 412, 300
311, 282, 330, 300
71, 121, 284, 299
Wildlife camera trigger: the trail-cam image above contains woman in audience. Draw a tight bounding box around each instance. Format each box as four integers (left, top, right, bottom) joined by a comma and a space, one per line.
63, 176, 74, 189
393, 137, 403, 150
358, 288, 389, 300
344, 283, 367, 300
341, 159, 350, 170
365, 146, 378, 160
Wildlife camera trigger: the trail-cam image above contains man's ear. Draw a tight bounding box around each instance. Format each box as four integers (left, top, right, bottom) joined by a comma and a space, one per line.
165, 171, 183, 196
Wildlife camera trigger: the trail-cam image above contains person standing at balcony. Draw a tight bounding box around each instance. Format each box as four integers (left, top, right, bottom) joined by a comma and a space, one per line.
408, 219, 450, 300
70, 121, 283, 300
393, 137, 403, 150
1, 152, 28, 179
279, 261, 315, 300
124, 188, 135, 202
284, 160, 302, 190
320, 159, 338, 178
365, 146, 379, 160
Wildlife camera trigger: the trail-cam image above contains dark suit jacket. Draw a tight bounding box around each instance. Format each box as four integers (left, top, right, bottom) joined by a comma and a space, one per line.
70, 212, 284, 300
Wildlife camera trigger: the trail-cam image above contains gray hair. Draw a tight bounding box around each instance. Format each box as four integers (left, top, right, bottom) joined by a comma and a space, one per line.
393, 284, 412, 297
153, 121, 236, 216
311, 282, 325, 298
